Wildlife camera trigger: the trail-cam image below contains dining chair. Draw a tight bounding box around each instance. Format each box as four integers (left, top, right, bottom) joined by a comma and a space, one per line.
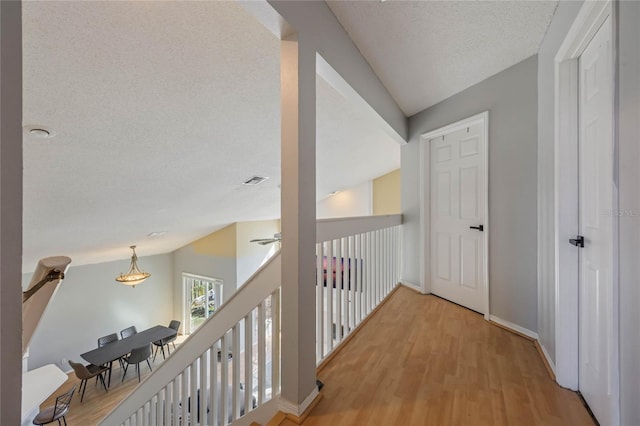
32, 384, 76, 425
68, 361, 108, 402
120, 325, 137, 339
122, 344, 152, 382
97, 332, 121, 386
153, 320, 181, 361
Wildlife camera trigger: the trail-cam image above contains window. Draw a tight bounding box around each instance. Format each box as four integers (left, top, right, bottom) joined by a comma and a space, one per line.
183, 273, 223, 334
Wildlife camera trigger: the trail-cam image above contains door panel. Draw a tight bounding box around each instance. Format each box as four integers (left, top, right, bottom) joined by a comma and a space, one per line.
578, 16, 614, 425
430, 122, 485, 313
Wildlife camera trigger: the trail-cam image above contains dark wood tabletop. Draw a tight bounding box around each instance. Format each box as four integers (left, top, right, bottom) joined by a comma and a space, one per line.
80, 325, 177, 367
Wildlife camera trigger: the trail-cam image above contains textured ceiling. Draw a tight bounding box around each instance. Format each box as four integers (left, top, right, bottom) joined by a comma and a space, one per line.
326, 0, 558, 116
22, 1, 399, 271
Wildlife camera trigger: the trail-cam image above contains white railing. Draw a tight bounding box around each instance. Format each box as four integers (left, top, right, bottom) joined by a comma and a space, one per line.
100, 253, 282, 426
101, 214, 402, 425
315, 214, 402, 364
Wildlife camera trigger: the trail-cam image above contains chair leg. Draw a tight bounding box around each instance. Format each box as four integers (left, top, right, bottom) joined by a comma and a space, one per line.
63, 416, 67, 426
136, 363, 141, 382
106, 361, 113, 388
122, 363, 129, 382
57, 419, 61, 426
80, 379, 87, 402
153, 345, 158, 361
161, 344, 166, 359
146, 358, 153, 371
99, 373, 108, 392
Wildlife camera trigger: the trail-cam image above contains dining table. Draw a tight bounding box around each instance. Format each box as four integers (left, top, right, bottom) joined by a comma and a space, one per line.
81, 325, 177, 386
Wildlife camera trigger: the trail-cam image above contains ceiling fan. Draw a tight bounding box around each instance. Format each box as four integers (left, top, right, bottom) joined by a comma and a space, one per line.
250, 232, 281, 245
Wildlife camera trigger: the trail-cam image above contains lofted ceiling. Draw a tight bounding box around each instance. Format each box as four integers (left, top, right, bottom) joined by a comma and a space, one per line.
22, 0, 559, 272
326, 0, 558, 116
22, 1, 400, 271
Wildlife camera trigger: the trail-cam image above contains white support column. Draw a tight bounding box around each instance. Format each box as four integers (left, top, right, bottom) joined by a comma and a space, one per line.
280, 34, 318, 414
0, 2, 23, 424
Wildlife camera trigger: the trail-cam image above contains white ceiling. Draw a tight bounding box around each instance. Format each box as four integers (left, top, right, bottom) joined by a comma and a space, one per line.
326, 0, 558, 116
22, 1, 559, 271
22, 1, 400, 271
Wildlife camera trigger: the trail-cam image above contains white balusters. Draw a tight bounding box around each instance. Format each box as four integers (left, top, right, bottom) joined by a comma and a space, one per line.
314, 217, 402, 365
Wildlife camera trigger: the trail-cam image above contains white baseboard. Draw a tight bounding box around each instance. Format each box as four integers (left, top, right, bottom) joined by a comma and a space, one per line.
279, 387, 319, 417
489, 315, 539, 340
400, 281, 423, 293
538, 341, 557, 375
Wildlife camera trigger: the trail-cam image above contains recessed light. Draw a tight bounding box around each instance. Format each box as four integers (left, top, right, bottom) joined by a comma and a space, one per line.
147, 231, 167, 239
329, 190, 340, 196
243, 176, 268, 185
23, 125, 56, 139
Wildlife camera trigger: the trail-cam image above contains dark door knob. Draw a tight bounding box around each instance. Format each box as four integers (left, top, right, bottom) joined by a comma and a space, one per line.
569, 235, 585, 247
469, 225, 484, 232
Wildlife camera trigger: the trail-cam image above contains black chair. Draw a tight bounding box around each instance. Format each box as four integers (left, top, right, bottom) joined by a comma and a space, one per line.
32, 384, 76, 425
68, 361, 108, 402
120, 325, 137, 339
153, 320, 181, 361
122, 344, 152, 382
97, 332, 121, 386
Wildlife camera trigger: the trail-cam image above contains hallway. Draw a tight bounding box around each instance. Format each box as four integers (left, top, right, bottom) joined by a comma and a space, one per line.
297, 286, 594, 425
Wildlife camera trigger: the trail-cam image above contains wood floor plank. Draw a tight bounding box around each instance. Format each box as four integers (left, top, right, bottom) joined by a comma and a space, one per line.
40, 288, 594, 425
302, 286, 595, 426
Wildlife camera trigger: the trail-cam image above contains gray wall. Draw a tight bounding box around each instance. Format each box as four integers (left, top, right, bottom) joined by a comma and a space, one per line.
24, 253, 174, 372
0, 2, 23, 423
617, 2, 640, 424
536, 0, 584, 366
402, 55, 539, 332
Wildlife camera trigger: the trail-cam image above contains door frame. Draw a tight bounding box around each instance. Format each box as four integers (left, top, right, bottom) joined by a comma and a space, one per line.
553, 2, 619, 418
419, 111, 490, 319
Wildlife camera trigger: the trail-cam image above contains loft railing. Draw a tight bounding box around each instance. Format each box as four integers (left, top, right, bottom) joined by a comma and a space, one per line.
315, 215, 402, 364
100, 214, 402, 425
100, 253, 281, 426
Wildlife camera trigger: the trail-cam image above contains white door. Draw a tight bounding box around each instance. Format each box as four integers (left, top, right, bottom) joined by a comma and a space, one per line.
430, 121, 486, 313
577, 16, 616, 425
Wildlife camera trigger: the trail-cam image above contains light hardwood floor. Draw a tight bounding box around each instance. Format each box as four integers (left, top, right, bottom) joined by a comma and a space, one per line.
42, 288, 595, 425
37, 336, 186, 425
293, 286, 595, 426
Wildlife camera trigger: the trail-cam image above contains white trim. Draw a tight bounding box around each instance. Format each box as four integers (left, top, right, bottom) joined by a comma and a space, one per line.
278, 387, 319, 418
539, 342, 557, 376
419, 140, 428, 294
492, 315, 557, 375
419, 111, 490, 319
489, 315, 539, 340
400, 281, 423, 294
553, 2, 620, 424
316, 214, 402, 242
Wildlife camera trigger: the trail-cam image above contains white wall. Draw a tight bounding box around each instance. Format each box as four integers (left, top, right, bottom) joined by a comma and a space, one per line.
316, 180, 372, 219
235, 220, 280, 286
402, 56, 539, 332
536, 0, 584, 367
24, 253, 174, 372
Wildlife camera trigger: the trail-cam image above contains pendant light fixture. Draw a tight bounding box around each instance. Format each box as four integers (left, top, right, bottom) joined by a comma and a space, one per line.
116, 245, 150, 287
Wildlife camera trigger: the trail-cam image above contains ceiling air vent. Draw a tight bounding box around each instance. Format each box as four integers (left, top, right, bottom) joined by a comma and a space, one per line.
243, 176, 268, 185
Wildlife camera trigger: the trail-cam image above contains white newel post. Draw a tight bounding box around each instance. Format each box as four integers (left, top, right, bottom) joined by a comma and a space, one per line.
279, 34, 319, 415
0, 2, 24, 424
